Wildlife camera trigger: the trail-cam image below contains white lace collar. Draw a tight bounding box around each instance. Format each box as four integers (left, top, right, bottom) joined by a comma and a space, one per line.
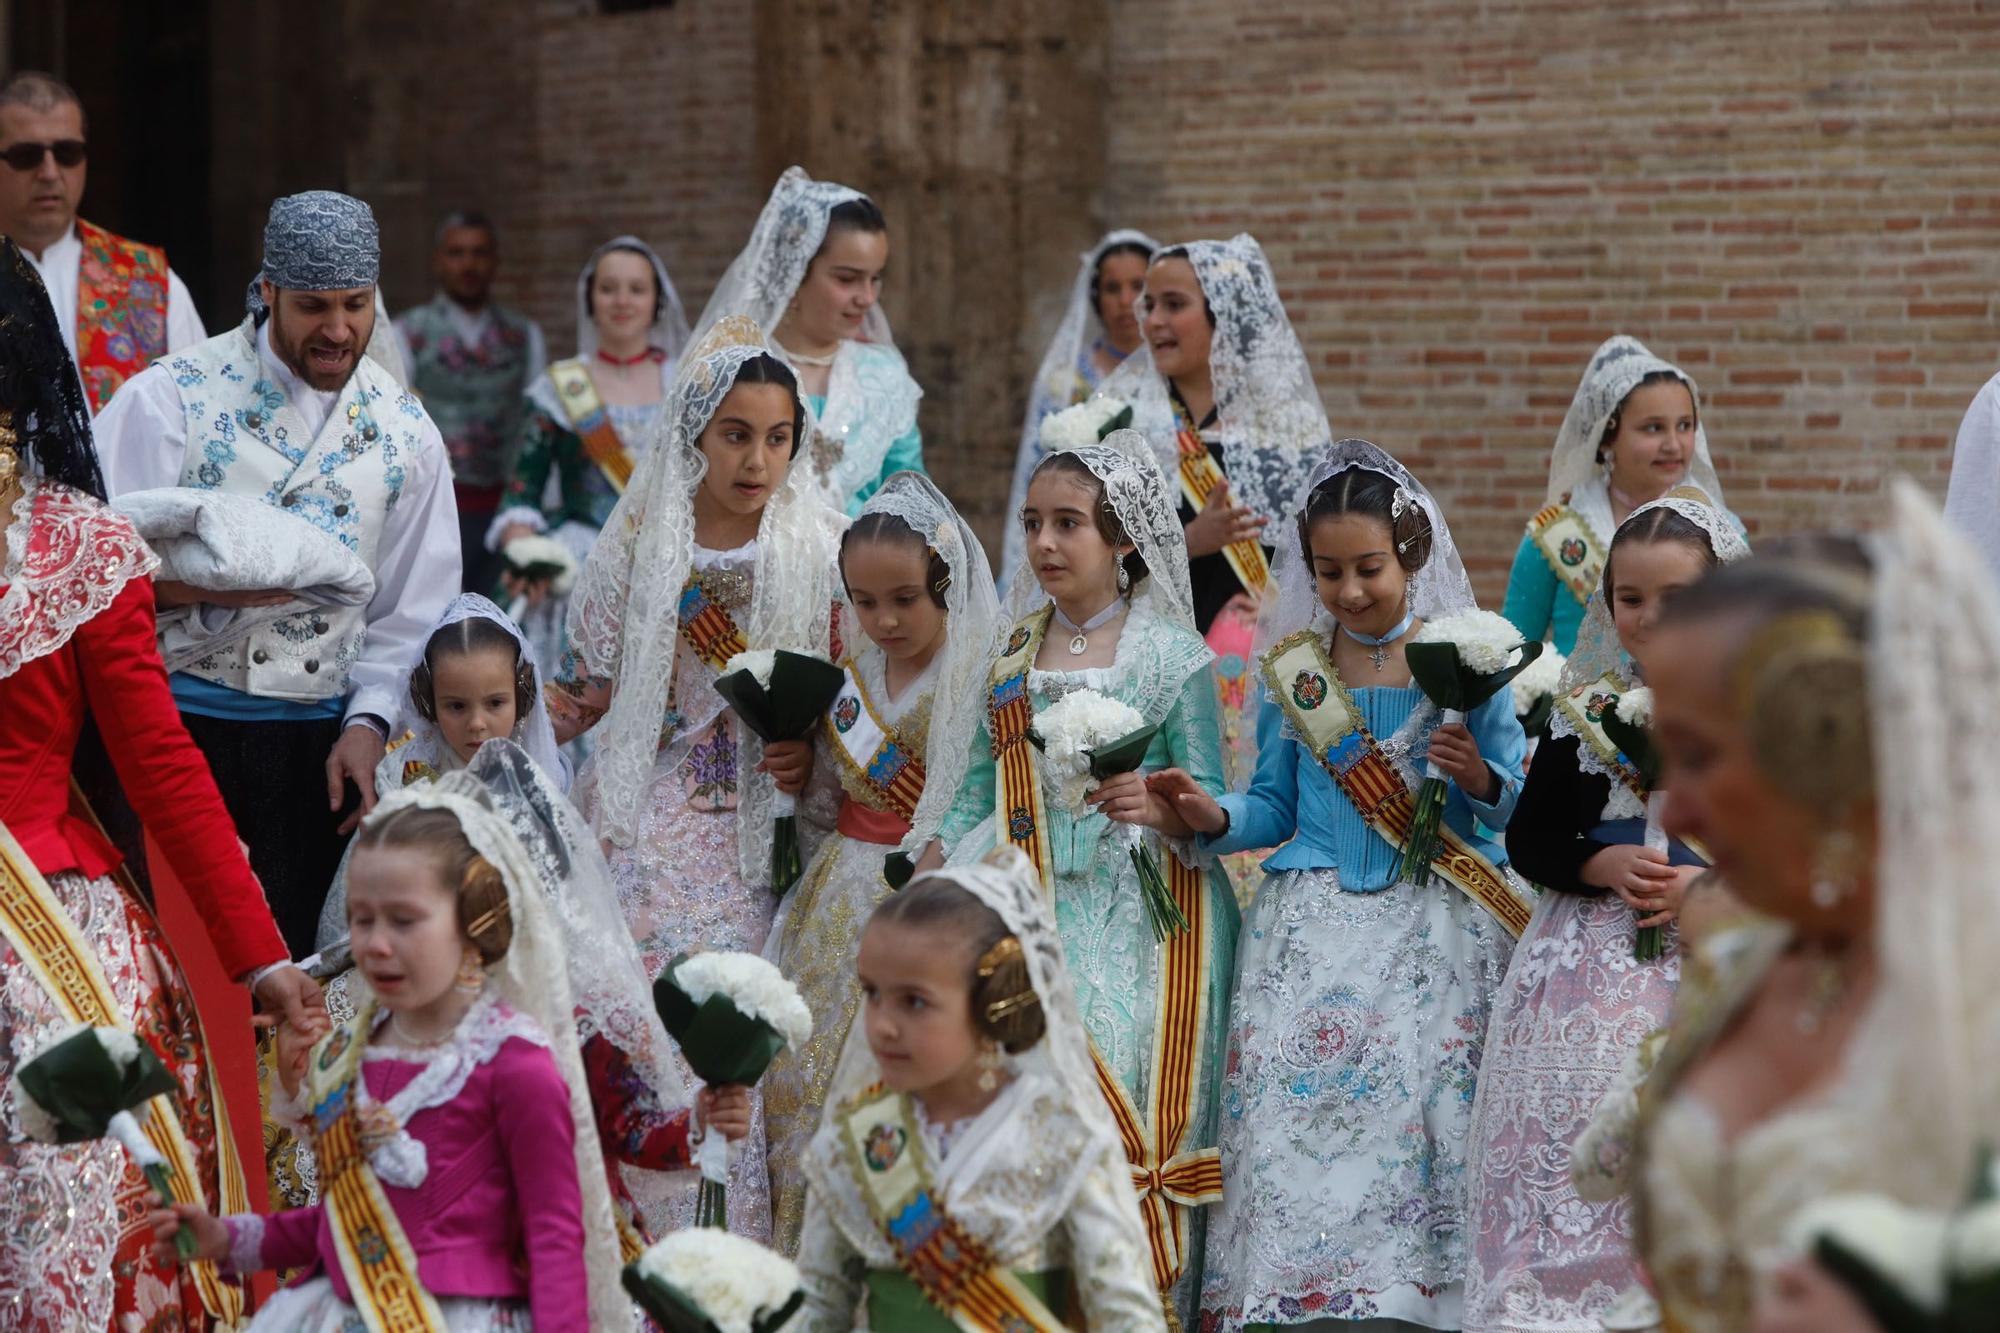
691, 537, 758, 571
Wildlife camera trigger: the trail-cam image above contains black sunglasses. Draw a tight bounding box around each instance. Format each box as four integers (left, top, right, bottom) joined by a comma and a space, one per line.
0, 139, 86, 172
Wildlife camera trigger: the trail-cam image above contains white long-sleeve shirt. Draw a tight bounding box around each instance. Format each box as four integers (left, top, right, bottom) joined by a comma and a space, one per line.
22, 221, 207, 371
93, 321, 462, 728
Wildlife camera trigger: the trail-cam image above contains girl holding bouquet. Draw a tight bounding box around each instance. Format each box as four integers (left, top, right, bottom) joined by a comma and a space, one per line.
150, 773, 629, 1331
921, 429, 1238, 1326
1155, 439, 1529, 1330
551, 313, 846, 1241
761, 471, 1003, 1252
797, 848, 1166, 1331
1462, 490, 1747, 1333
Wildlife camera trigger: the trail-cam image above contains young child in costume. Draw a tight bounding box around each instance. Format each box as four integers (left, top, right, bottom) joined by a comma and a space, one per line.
552, 313, 847, 1239
150, 773, 628, 1330
1157, 439, 1530, 1330
796, 848, 1167, 1331
761, 471, 1002, 1252
921, 428, 1239, 1325
1461, 489, 1747, 1333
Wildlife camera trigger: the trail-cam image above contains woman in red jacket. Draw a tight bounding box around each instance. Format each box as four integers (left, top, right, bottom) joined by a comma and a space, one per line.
0, 239, 320, 1330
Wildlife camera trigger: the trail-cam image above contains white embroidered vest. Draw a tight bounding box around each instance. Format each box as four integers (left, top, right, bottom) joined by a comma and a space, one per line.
160, 321, 424, 701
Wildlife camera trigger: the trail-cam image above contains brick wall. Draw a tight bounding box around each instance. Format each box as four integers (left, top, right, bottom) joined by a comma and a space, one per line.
337, 0, 2000, 597
1101, 0, 2000, 595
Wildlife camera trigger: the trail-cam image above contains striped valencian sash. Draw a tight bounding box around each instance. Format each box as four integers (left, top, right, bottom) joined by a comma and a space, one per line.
1174, 424, 1270, 597
985, 609, 1223, 1293
1527, 498, 1607, 606
825, 660, 927, 821
677, 575, 750, 672
1260, 629, 1532, 937
305, 999, 449, 1332
548, 358, 637, 493
0, 818, 248, 1324
836, 1084, 1069, 1332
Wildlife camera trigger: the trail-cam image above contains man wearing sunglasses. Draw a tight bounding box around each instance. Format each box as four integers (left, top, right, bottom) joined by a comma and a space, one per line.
0, 71, 207, 413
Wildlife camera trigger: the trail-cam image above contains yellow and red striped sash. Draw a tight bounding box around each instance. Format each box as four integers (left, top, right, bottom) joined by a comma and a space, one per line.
1527, 499, 1606, 606
836, 1084, 1068, 1332
1260, 630, 1532, 938
306, 999, 449, 1332
1174, 422, 1270, 596
986, 610, 1221, 1293
825, 659, 928, 821
1556, 672, 1650, 805
677, 576, 750, 672
548, 358, 637, 493
0, 819, 248, 1324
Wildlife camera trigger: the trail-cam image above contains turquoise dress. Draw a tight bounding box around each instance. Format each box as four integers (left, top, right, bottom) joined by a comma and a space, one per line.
936, 603, 1240, 1326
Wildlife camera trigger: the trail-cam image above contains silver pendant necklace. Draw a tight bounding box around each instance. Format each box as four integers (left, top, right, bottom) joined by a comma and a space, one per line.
1052, 597, 1127, 656
1340, 606, 1417, 672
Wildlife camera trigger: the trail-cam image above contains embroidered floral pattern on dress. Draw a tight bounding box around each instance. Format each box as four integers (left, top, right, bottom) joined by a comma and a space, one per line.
0, 479, 160, 681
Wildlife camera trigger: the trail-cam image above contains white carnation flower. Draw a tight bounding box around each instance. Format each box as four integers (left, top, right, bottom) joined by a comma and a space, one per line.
1032, 689, 1145, 809
1613, 687, 1654, 727
721, 649, 779, 690
672, 951, 813, 1051
1510, 649, 1566, 716
1038, 397, 1130, 453
1786, 1193, 1951, 1312
1413, 609, 1525, 676
501, 535, 579, 596
633, 1228, 801, 1333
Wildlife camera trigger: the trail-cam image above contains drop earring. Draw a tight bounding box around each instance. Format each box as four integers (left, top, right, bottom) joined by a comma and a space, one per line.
976, 1040, 1003, 1094
1116, 558, 1131, 596
454, 945, 487, 994
1810, 829, 1860, 910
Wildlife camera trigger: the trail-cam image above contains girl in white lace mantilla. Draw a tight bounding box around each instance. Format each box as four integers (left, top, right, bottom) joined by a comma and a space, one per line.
924, 429, 1239, 1327
1462, 492, 1747, 1333
761, 471, 1004, 1253
1500, 335, 1734, 658
1159, 440, 1528, 1331
692, 167, 924, 516
148, 774, 628, 1331
797, 848, 1166, 1332
555, 314, 847, 1242
1578, 484, 2000, 1333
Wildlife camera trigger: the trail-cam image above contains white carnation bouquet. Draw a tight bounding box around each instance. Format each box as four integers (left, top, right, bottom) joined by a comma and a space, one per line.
1031, 688, 1187, 938
1397, 609, 1542, 885
1038, 396, 1134, 453
500, 534, 579, 621
655, 951, 812, 1229
11, 1024, 197, 1258
624, 1228, 803, 1333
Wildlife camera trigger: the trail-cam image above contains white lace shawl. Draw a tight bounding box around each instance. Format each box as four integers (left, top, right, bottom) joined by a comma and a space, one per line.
812, 339, 921, 512
567, 320, 847, 861
1544, 334, 1725, 509
803, 848, 1151, 1263
360, 775, 627, 1327
1093, 233, 1330, 526
525, 236, 689, 422
845, 472, 1006, 855
1002, 229, 1161, 584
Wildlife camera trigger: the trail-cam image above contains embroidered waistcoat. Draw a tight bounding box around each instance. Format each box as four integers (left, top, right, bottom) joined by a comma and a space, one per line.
73, 218, 170, 414
398, 298, 535, 491
160, 321, 425, 701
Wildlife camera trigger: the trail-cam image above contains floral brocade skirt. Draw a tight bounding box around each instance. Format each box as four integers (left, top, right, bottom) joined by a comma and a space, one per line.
1200, 867, 1514, 1332
1461, 890, 1679, 1333
577, 727, 776, 1243
0, 870, 224, 1331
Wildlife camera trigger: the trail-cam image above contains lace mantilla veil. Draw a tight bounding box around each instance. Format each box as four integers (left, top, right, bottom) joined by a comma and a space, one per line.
392, 593, 568, 782
1558, 489, 1750, 699
527, 236, 690, 422
1252, 438, 1478, 670
848, 471, 1006, 856
1544, 335, 1726, 518
810, 847, 1146, 1247
1093, 233, 1329, 527
361, 772, 628, 1326
1001, 229, 1162, 583
566, 315, 846, 864
1002, 428, 1210, 722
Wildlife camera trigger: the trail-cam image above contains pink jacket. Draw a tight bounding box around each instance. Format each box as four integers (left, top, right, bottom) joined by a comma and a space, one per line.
232, 1033, 589, 1330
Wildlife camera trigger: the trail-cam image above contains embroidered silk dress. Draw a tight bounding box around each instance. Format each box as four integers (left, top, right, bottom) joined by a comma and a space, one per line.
226, 994, 590, 1331
0, 479, 290, 1332
763, 646, 937, 1253
935, 603, 1240, 1326
1198, 674, 1525, 1331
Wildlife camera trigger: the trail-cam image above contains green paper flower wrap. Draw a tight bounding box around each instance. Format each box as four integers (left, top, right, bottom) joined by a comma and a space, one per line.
654, 952, 812, 1230
714, 648, 847, 896
11, 1024, 197, 1258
